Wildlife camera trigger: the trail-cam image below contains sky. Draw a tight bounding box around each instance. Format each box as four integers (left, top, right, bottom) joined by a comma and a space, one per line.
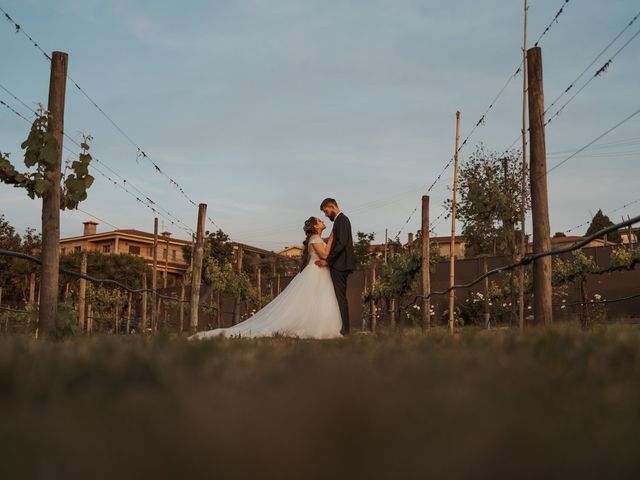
1, 0, 639, 251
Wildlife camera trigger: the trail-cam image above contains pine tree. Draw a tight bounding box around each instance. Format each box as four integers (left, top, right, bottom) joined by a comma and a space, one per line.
585, 209, 621, 243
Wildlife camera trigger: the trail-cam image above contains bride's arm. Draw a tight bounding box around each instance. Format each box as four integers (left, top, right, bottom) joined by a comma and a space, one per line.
311, 238, 331, 260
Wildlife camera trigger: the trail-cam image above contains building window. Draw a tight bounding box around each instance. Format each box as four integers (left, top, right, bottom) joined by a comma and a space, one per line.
163, 248, 168, 259
172, 249, 177, 260
103, 244, 111, 253
129, 245, 141, 255
61, 247, 66, 255
74, 246, 81, 253
147, 247, 153, 257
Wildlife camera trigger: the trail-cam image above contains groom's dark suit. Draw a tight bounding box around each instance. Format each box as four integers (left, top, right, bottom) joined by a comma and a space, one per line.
327, 212, 356, 334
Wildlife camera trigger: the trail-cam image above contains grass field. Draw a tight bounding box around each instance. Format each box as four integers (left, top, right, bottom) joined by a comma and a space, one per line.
1, 324, 639, 479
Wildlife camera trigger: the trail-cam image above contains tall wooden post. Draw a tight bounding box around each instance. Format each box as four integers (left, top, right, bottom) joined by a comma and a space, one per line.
421, 195, 431, 332
78, 250, 87, 331
233, 246, 244, 325
141, 273, 148, 333
384, 228, 388, 264
527, 47, 552, 326
189, 204, 207, 335
256, 266, 262, 308
483, 256, 490, 329
87, 303, 93, 334
126, 292, 132, 334
28, 273, 36, 305
370, 263, 377, 332
179, 279, 185, 335
151, 218, 158, 333
449, 111, 461, 334
38, 51, 68, 339
518, 0, 529, 330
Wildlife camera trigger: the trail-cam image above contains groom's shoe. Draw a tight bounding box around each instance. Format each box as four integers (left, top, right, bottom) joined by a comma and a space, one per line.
340, 329, 350, 336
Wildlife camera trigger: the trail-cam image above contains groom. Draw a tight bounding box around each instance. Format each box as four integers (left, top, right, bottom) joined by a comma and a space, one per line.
316, 198, 356, 335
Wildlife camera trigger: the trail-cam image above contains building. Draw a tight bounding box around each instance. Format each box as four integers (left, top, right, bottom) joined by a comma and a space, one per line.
60, 221, 191, 286
526, 235, 616, 253
277, 245, 304, 259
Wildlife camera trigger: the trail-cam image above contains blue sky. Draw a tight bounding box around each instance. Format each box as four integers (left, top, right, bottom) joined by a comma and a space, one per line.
1, 0, 639, 250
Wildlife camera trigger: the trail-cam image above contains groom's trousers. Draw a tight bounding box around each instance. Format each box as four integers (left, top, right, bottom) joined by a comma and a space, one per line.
330, 268, 350, 334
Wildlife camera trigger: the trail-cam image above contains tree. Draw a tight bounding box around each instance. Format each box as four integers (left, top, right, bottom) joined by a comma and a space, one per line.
354, 232, 375, 268
0, 216, 42, 304
585, 209, 621, 244
445, 145, 529, 258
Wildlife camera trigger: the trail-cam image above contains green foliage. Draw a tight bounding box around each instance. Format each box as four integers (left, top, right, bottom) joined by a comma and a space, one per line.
0, 108, 94, 210
552, 251, 599, 286
369, 234, 443, 302
585, 209, 621, 243
354, 231, 375, 268
446, 145, 529, 258
60, 251, 150, 290
0, 215, 42, 302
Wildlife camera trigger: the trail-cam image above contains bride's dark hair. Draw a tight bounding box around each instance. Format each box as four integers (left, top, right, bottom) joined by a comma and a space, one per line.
300, 216, 318, 271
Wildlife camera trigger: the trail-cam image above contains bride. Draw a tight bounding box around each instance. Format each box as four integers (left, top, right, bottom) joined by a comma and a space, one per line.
190, 216, 343, 339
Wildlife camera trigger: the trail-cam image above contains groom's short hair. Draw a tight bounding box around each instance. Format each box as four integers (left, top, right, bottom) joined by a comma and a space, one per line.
320, 198, 338, 210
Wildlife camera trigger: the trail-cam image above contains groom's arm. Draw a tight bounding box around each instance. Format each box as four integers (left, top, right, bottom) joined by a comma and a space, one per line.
326, 216, 349, 267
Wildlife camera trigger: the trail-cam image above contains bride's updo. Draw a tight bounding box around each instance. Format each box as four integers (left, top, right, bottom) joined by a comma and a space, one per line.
300, 216, 318, 271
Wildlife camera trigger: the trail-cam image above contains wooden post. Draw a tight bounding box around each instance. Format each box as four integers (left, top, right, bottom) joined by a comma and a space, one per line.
162, 234, 170, 328
141, 273, 148, 333
87, 303, 93, 334
179, 279, 185, 335
370, 263, 377, 333
390, 298, 397, 330
233, 246, 244, 325
38, 51, 68, 339
256, 266, 262, 308
384, 228, 388, 264
126, 292, 132, 334
216, 291, 222, 328
78, 251, 87, 331
29, 273, 36, 305
518, 0, 529, 331
151, 217, 158, 333
421, 195, 431, 332
189, 204, 207, 335
527, 46, 553, 326
449, 111, 461, 334
113, 304, 119, 334
276, 273, 281, 295
483, 256, 490, 329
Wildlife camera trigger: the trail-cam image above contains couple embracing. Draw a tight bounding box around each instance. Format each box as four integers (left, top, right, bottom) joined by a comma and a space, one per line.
191, 198, 355, 340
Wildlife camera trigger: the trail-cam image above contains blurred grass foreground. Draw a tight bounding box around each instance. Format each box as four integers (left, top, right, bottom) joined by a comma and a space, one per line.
1, 325, 640, 479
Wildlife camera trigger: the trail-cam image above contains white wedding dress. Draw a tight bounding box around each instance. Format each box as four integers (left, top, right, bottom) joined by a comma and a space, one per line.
190, 235, 342, 339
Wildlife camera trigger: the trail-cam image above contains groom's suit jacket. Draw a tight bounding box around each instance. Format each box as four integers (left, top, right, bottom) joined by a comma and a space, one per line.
327, 212, 356, 273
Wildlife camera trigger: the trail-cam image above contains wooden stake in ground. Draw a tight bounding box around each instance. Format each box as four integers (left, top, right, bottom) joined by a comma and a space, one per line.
449, 111, 461, 334
126, 292, 132, 334
189, 204, 207, 335
38, 51, 68, 339
483, 256, 490, 329
370, 263, 377, 333
421, 195, 431, 332
141, 273, 148, 333
527, 46, 553, 326
518, 0, 529, 330
179, 279, 185, 335
151, 217, 158, 333
28, 273, 36, 305
233, 246, 244, 325
384, 228, 388, 264
78, 251, 87, 331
